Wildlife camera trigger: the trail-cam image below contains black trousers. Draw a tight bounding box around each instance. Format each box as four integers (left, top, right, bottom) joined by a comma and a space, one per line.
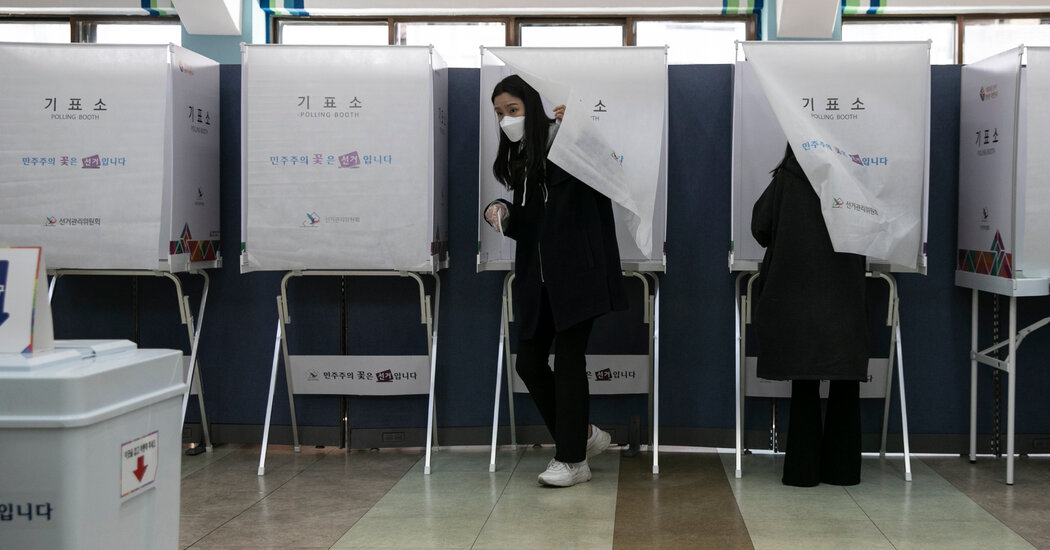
515, 288, 594, 464
783, 380, 861, 487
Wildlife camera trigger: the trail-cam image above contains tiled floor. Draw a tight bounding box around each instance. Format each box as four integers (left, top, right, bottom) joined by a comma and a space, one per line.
179, 444, 1050, 549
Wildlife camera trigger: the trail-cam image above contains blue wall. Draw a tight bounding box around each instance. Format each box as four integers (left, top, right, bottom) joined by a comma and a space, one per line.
49, 64, 1050, 446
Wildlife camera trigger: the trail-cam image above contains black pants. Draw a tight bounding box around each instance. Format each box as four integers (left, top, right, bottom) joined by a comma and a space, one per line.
783, 380, 861, 487
515, 288, 594, 464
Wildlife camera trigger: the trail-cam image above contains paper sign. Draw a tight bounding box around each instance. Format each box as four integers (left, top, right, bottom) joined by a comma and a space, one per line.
120, 430, 159, 500
0, 247, 54, 354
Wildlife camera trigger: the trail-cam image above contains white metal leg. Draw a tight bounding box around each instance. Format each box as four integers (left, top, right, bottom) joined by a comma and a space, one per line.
894, 298, 913, 482
418, 272, 442, 475
1006, 296, 1016, 485
734, 272, 747, 479
503, 274, 518, 449
872, 272, 912, 482
648, 272, 661, 475
879, 287, 897, 458
489, 273, 514, 472
970, 289, 979, 463
277, 274, 300, 452
737, 272, 760, 478
181, 270, 213, 452
258, 316, 284, 476
626, 271, 661, 472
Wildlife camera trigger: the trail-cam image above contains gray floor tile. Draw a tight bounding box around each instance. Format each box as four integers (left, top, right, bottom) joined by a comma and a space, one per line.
330, 515, 486, 549
744, 518, 894, 550
875, 518, 1036, 549
472, 515, 613, 550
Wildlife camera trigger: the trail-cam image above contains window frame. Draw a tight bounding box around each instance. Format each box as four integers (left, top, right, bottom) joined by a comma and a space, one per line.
843, 13, 1050, 64
273, 14, 758, 47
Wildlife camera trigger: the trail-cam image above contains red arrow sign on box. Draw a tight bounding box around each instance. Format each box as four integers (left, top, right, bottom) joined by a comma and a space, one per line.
133, 456, 148, 481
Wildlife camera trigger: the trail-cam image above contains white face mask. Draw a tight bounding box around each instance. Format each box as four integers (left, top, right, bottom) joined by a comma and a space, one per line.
499, 115, 525, 142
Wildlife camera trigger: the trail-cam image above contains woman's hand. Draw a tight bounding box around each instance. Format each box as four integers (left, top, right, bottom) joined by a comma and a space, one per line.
552, 105, 565, 120
485, 202, 508, 232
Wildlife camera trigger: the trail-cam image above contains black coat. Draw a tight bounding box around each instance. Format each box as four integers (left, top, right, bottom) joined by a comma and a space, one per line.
751, 151, 869, 381
495, 160, 628, 339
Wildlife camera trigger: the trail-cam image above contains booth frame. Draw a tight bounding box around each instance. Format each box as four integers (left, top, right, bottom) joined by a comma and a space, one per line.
485, 267, 662, 474
256, 269, 442, 476
958, 272, 1050, 485
955, 45, 1050, 485
48, 268, 214, 452
733, 269, 913, 482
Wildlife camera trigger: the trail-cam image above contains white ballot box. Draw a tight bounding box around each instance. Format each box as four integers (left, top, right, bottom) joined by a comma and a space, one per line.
240, 44, 448, 273
0, 340, 185, 550
0, 43, 221, 272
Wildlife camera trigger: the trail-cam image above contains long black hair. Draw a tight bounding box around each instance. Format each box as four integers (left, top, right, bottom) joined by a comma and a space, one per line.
491, 74, 554, 189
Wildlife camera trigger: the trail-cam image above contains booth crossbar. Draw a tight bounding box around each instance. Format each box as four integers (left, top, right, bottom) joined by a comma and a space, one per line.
734, 270, 913, 482
488, 270, 662, 475
257, 269, 441, 476
967, 284, 1050, 485
48, 269, 213, 452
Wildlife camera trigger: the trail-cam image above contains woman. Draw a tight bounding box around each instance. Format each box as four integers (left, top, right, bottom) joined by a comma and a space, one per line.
483, 74, 628, 487
751, 144, 868, 487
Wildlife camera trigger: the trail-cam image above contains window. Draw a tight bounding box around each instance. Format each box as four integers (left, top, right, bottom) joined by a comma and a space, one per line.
518, 22, 624, 47
842, 19, 956, 64
278, 21, 389, 45
398, 21, 506, 68
963, 17, 1050, 64
518, 22, 621, 47
271, 14, 758, 50
89, 21, 182, 45
635, 20, 747, 64
0, 20, 70, 43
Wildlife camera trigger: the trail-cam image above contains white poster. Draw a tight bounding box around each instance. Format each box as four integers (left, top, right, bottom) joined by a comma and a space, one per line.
168, 46, 222, 272
509, 354, 649, 395
288, 355, 430, 396
957, 47, 1021, 279
0, 44, 169, 270
477, 47, 668, 271
1020, 47, 1050, 278
742, 42, 930, 269
241, 45, 447, 272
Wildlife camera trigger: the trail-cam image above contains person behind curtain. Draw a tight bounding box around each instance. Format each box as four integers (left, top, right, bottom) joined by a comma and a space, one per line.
482, 74, 628, 487
751, 143, 869, 487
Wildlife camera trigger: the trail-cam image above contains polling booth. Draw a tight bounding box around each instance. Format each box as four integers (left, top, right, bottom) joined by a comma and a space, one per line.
729, 41, 932, 481
0, 43, 221, 451
240, 44, 448, 474
477, 46, 668, 473
955, 46, 1050, 485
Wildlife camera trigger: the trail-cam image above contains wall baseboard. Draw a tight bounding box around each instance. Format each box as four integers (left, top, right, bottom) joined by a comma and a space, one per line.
183, 423, 1050, 456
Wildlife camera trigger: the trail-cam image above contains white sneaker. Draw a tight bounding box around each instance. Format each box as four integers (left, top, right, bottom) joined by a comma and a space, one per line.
537, 458, 592, 487
586, 425, 611, 458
